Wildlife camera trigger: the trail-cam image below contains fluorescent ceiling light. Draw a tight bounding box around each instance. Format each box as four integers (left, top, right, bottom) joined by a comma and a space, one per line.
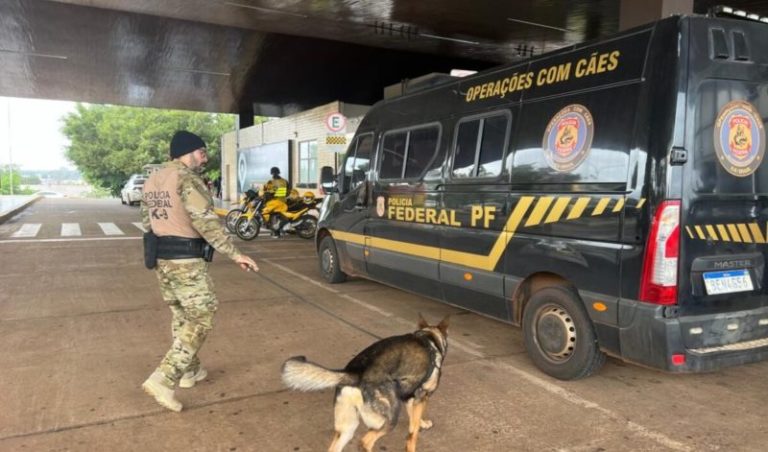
506, 17, 573, 33
419, 33, 480, 45
223, 2, 308, 18
169, 67, 231, 77
0, 49, 67, 60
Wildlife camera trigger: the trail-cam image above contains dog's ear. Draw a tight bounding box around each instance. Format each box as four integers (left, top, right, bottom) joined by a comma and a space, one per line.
437, 315, 450, 335
417, 312, 429, 329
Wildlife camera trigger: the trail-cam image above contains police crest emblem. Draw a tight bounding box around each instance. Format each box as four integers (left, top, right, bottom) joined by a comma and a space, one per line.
542, 104, 594, 172
376, 196, 385, 217
714, 100, 765, 177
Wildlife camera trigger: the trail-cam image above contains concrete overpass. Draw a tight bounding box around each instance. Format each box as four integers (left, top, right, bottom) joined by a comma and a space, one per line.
2, 0, 767, 125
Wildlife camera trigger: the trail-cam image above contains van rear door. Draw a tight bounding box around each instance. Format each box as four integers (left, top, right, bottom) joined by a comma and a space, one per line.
678, 17, 768, 350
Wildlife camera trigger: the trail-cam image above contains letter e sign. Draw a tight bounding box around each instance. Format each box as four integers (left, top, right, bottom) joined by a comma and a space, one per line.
325, 113, 347, 133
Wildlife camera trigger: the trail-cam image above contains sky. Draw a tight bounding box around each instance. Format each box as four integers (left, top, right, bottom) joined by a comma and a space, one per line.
0, 96, 77, 171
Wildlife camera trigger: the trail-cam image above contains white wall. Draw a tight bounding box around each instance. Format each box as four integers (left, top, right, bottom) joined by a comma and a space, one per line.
221, 101, 369, 202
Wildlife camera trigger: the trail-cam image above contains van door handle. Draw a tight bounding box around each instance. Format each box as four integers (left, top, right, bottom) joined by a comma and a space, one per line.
670, 147, 687, 165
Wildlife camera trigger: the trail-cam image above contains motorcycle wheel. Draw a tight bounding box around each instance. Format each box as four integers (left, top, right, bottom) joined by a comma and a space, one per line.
297, 215, 317, 239
225, 208, 244, 233
235, 216, 260, 240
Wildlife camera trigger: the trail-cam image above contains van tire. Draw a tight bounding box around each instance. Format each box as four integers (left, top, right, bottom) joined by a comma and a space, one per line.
522, 286, 605, 380
319, 236, 346, 283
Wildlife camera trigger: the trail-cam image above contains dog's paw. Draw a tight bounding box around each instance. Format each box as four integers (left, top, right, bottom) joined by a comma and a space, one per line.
420, 419, 433, 430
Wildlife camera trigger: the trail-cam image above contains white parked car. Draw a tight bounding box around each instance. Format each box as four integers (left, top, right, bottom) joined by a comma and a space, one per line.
35, 191, 67, 198
120, 174, 146, 206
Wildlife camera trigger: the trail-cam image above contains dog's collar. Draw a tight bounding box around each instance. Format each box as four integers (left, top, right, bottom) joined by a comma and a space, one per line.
416, 329, 447, 361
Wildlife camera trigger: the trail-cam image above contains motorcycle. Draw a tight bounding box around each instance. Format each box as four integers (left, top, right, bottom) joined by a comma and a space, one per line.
234, 192, 321, 240
268, 197, 322, 239
225, 189, 258, 233
233, 194, 268, 240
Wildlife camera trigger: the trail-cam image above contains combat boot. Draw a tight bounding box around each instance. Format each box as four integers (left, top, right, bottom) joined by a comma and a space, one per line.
142, 371, 182, 412
179, 367, 208, 389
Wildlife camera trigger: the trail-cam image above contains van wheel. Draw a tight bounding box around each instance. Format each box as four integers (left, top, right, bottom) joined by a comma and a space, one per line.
522, 286, 605, 380
319, 236, 346, 283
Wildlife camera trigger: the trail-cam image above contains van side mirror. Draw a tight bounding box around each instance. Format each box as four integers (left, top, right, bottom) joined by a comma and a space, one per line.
320, 166, 337, 193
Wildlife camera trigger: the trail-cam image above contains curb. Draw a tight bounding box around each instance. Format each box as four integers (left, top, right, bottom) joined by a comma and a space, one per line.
0, 196, 42, 224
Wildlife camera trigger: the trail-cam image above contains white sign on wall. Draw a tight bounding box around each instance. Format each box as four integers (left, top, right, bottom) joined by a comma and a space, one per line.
325, 112, 348, 152
324, 112, 347, 133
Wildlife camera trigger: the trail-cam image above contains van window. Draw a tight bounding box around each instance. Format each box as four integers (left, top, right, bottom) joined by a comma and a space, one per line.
380, 132, 408, 179
510, 87, 635, 185
404, 127, 440, 178
692, 80, 768, 194
451, 113, 509, 178
379, 125, 440, 180
344, 133, 373, 190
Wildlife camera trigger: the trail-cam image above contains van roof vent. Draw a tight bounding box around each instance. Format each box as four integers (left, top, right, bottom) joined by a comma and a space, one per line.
732, 31, 750, 61
383, 73, 458, 99
709, 28, 730, 59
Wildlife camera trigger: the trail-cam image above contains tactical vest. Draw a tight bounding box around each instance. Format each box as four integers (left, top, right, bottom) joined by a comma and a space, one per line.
143, 163, 200, 238
267, 178, 288, 198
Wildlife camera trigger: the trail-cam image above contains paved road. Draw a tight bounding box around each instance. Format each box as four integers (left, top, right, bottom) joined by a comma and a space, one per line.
1, 198, 767, 451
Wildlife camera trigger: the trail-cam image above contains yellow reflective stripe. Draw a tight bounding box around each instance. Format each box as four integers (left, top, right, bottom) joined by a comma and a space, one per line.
525, 196, 553, 227
685, 226, 694, 239
612, 198, 625, 213
330, 230, 366, 245
749, 223, 766, 244
368, 236, 440, 260
544, 197, 571, 224
727, 224, 742, 242
738, 224, 753, 243
705, 225, 718, 240
717, 224, 730, 242
694, 225, 706, 240
636, 198, 646, 209
592, 198, 610, 216
329, 196, 535, 272
444, 196, 534, 270
275, 187, 287, 197
567, 197, 591, 220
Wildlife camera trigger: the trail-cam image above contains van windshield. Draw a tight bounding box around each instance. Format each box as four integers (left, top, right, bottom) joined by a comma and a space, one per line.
692, 80, 768, 195
343, 133, 373, 190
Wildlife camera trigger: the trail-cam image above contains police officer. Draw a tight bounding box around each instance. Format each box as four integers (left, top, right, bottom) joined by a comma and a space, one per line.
140, 130, 258, 412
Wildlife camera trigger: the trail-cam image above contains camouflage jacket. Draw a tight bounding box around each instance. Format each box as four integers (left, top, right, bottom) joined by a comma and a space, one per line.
140, 160, 242, 261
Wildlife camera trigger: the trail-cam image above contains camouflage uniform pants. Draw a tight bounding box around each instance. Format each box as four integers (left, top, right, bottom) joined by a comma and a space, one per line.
154, 258, 218, 387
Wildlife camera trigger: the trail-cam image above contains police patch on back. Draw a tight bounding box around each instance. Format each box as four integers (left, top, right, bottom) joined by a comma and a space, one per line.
714, 100, 765, 178
542, 104, 594, 172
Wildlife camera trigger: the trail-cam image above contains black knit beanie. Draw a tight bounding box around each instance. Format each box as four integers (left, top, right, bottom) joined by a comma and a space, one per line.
170, 131, 206, 159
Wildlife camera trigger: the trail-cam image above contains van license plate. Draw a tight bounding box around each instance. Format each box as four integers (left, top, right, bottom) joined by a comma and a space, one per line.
703, 269, 753, 295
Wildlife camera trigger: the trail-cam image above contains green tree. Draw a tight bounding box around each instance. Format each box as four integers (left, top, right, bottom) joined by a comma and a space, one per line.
0, 166, 22, 195
61, 105, 236, 195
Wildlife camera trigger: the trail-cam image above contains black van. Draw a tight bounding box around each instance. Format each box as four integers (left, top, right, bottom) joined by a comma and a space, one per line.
316, 12, 768, 380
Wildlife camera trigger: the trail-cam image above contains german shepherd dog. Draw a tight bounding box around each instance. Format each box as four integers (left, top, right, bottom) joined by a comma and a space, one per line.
281, 315, 449, 452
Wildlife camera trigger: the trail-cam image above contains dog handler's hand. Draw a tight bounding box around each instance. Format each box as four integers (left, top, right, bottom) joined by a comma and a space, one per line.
235, 255, 259, 272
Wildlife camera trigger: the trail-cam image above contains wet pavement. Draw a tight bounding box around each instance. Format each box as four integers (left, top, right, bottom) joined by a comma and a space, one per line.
1, 197, 768, 452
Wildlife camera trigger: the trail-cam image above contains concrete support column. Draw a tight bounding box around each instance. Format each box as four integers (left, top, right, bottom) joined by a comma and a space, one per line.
238, 104, 254, 129
619, 0, 692, 30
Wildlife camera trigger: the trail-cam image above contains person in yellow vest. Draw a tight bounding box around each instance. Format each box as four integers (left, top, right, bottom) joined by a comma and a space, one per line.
140, 130, 258, 412
262, 167, 290, 237
263, 166, 289, 200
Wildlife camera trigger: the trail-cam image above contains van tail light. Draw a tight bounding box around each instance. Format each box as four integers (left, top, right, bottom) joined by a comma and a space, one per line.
639, 200, 681, 305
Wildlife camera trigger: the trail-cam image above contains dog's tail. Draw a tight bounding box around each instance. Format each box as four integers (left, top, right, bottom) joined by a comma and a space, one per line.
281, 356, 358, 391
